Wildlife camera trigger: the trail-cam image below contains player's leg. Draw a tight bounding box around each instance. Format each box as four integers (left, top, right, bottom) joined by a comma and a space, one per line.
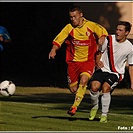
89, 69, 104, 120
72, 73, 90, 108
67, 62, 79, 93
73, 61, 96, 110
67, 62, 80, 116
100, 82, 111, 123
67, 81, 79, 116
89, 81, 101, 120
67, 73, 90, 116
67, 61, 94, 116
100, 74, 118, 123
68, 81, 78, 93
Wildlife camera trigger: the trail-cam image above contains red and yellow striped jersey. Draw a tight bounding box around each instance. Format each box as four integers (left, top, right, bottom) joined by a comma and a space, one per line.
52, 18, 108, 63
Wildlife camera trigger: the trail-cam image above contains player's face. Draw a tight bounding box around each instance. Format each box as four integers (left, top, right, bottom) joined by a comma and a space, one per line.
69, 10, 83, 27
115, 25, 129, 43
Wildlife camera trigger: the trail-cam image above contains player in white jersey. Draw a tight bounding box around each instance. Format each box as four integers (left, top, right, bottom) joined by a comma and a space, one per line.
88, 21, 133, 123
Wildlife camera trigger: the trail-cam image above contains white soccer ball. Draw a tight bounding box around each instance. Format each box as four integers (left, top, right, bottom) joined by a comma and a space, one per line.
0, 80, 16, 97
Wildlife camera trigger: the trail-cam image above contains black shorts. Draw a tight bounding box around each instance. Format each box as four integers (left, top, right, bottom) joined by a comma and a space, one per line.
91, 69, 119, 86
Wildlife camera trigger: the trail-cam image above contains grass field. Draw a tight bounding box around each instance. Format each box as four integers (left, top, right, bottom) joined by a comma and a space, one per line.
0, 86, 133, 132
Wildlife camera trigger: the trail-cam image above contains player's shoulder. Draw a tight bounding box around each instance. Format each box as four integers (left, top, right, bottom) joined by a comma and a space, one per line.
126, 37, 133, 46
126, 39, 133, 46
110, 34, 115, 39
65, 23, 73, 28
85, 20, 104, 29
61, 23, 73, 33
106, 35, 115, 40
85, 19, 95, 25
84, 20, 97, 30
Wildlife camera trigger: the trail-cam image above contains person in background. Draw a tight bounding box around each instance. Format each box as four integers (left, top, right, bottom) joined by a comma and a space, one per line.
49, 5, 108, 116
0, 26, 12, 81
88, 21, 133, 123
0, 26, 11, 52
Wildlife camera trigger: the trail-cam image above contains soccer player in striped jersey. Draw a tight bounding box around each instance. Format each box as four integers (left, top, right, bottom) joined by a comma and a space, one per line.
89, 21, 133, 123
0, 26, 11, 52
49, 5, 108, 116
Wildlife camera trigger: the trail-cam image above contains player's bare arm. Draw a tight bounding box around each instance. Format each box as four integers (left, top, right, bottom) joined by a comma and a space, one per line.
95, 50, 104, 69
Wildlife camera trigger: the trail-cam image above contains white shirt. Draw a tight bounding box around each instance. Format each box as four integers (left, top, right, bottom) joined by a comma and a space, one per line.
99, 35, 133, 79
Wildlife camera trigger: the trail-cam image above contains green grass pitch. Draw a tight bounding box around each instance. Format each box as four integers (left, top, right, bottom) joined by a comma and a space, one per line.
0, 87, 133, 131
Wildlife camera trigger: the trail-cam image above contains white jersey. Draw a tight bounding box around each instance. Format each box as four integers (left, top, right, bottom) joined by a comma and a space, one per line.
99, 35, 133, 79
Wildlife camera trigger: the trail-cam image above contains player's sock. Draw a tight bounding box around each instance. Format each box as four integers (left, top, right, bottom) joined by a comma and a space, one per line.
72, 84, 87, 108
90, 90, 99, 109
101, 92, 111, 115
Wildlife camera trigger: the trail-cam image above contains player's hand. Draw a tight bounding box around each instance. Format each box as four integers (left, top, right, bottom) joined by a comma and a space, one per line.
49, 49, 56, 59
49, 45, 59, 59
96, 61, 104, 69
98, 36, 106, 45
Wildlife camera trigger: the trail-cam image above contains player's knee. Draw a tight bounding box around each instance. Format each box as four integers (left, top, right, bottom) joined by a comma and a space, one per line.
80, 74, 89, 86
91, 81, 100, 92
102, 83, 111, 93
102, 88, 111, 93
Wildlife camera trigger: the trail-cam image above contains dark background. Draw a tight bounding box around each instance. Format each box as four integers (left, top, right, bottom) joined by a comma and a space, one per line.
0, 2, 132, 88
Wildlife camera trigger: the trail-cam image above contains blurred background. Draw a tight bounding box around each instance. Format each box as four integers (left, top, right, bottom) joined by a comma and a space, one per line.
0, 2, 133, 88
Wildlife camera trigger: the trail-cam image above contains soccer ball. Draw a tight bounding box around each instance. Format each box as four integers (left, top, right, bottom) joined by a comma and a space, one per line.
0, 80, 16, 97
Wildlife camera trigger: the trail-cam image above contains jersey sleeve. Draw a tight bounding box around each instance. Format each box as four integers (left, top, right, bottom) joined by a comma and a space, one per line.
93, 22, 108, 38
52, 24, 71, 48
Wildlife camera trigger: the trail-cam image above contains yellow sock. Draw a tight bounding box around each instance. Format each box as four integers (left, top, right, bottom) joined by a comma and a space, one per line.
72, 84, 87, 108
